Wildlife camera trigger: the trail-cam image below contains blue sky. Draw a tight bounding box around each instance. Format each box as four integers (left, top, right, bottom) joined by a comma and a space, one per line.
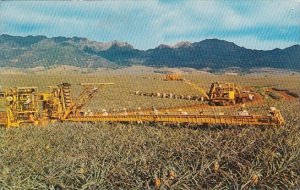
0, 0, 299, 50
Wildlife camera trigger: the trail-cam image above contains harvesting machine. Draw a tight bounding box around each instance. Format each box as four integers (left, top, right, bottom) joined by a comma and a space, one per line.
0, 83, 284, 128
164, 73, 183, 81
133, 79, 255, 106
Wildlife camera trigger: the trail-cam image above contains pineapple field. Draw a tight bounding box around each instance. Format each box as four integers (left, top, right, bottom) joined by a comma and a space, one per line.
0, 72, 300, 189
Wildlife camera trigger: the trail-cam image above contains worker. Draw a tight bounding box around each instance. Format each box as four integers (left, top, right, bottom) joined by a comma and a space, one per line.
23, 95, 32, 110
249, 94, 255, 101
152, 106, 159, 115
112, 108, 116, 116
238, 109, 249, 116
123, 108, 128, 116
181, 111, 188, 115
102, 109, 108, 116
24, 95, 32, 104
136, 107, 143, 115
88, 109, 93, 116
199, 109, 204, 115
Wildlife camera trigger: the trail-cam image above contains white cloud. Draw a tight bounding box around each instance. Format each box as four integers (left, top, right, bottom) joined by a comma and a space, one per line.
224, 36, 297, 50
0, 0, 299, 49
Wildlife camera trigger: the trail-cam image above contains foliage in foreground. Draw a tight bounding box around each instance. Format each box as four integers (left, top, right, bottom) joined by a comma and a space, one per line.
1, 102, 300, 190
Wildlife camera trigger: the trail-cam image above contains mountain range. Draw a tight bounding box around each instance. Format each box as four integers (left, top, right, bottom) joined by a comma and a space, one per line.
0, 34, 299, 71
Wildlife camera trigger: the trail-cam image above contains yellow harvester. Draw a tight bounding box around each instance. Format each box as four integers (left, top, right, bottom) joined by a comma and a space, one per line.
184, 80, 252, 106
0, 83, 284, 127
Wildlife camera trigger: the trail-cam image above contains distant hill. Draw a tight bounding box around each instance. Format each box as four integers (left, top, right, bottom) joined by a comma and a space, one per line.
0, 34, 117, 68
0, 34, 299, 71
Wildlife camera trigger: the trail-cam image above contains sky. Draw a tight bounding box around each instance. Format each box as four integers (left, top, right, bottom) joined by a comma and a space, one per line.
0, 0, 299, 50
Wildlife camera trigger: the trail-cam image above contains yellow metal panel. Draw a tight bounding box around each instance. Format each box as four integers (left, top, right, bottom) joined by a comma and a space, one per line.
229, 91, 235, 100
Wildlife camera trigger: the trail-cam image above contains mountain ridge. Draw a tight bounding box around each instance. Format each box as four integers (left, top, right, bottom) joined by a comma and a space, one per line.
0, 34, 299, 71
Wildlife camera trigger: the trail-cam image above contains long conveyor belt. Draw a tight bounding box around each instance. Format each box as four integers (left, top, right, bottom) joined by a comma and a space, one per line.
66, 113, 283, 126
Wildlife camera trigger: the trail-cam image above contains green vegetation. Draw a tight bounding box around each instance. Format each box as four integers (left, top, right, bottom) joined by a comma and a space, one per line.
0, 73, 300, 189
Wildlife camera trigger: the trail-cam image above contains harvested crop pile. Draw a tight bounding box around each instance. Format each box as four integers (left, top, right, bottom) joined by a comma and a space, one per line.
267, 91, 281, 100
1, 101, 300, 189
272, 88, 299, 98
